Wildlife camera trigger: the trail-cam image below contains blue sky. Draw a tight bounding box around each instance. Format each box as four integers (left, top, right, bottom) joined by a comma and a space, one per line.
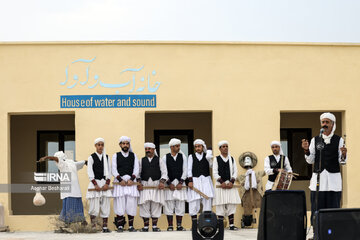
1, 0, 359, 42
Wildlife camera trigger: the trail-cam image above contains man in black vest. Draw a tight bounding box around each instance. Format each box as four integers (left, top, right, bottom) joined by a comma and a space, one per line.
162, 138, 188, 231
137, 142, 167, 232
112, 136, 140, 232
264, 141, 292, 191
86, 138, 112, 232
213, 140, 241, 230
301, 112, 347, 227
187, 139, 214, 221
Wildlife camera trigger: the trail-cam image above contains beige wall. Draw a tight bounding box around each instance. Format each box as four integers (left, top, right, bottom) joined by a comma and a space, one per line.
1, 42, 360, 231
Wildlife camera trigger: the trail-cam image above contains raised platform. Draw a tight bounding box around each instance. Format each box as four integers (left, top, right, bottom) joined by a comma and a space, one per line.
0, 228, 315, 240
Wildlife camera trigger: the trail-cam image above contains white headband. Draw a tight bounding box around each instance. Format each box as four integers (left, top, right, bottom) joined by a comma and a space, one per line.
54, 151, 67, 161
169, 138, 181, 147
320, 112, 336, 122
218, 140, 229, 148
94, 137, 105, 145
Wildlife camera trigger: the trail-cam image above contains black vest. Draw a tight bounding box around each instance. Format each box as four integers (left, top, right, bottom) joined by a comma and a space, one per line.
141, 156, 161, 181
314, 135, 341, 173
91, 153, 108, 180
116, 151, 135, 176
268, 155, 284, 182
192, 153, 210, 177
216, 156, 234, 181
166, 153, 183, 182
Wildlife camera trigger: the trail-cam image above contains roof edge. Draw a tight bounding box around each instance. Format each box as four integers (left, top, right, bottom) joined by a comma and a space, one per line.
1, 40, 360, 46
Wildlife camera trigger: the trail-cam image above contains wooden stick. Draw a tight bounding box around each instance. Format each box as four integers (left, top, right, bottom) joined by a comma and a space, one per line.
192, 187, 209, 200
112, 182, 209, 199
88, 187, 114, 191
249, 179, 255, 209
113, 182, 141, 186
215, 185, 242, 188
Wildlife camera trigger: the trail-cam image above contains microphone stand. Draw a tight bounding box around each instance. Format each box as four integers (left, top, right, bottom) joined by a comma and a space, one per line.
314, 129, 325, 240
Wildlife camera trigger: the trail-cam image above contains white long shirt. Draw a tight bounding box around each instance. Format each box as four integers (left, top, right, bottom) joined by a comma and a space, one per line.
111, 151, 139, 179
139, 155, 168, 181
213, 154, 237, 181
161, 152, 187, 181
55, 159, 86, 199
187, 152, 213, 178
305, 137, 347, 192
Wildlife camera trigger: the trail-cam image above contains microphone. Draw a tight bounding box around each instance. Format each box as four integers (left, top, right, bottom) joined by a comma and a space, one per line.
319, 127, 325, 137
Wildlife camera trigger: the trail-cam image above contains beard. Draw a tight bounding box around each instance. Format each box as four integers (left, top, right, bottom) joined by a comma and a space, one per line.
121, 147, 129, 152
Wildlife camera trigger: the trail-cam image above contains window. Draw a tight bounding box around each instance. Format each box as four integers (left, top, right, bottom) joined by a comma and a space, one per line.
37, 131, 75, 182
154, 129, 194, 158
280, 128, 312, 180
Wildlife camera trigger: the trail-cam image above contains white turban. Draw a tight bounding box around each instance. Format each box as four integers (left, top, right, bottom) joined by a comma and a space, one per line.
144, 142, 158, 157
93, 137, 110, 179
94, 137, 105, 145
54, 151, 67, 161
320, 112, 336, 144
270, 141, 284, 156
320, 112, 336, 123
169, 138, 181, 147
194, 139, 207, 152
218, 140, 229, 148
119, 136, 133, 152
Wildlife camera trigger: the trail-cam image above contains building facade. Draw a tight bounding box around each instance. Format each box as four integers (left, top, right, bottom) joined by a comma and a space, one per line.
0, 41, 359, 231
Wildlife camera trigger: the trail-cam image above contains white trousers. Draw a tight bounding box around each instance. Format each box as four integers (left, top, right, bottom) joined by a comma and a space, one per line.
188, 198, 213, 216
88, 197, 111, 218
164, 200, 185, 216
114, 196, 138, 216
139, 201, 162, 218
216, 204, 237, 217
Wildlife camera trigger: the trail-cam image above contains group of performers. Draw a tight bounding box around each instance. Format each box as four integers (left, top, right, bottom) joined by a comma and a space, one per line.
38, 112, 347, 234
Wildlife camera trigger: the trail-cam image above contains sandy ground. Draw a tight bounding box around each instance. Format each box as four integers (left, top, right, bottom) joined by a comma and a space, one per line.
0, 228, 315, 240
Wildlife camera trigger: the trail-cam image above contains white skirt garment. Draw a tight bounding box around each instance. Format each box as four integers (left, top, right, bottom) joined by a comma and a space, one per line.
164, 179, 187, 201
138, 179, 165, 205
187, 175, 214, 202
213, 182, 241, 206
112, 175, 140, 198
86, 179, 113, 199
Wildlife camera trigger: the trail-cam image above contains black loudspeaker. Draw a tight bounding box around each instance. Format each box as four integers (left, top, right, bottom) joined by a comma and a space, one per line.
257, 190, 307, 240
314, 208, 360, 240
192, 211, 224, 240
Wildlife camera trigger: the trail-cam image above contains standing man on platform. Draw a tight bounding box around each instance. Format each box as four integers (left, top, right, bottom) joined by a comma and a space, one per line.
301, 112, 347, 226
264, 141, 292, 191
187, 139, 214, 221
112, 136, 139, 232
137, 142, 167, 232
162, 138, 188, 231
86, 138, 112, 233
213, 140, 241, 230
